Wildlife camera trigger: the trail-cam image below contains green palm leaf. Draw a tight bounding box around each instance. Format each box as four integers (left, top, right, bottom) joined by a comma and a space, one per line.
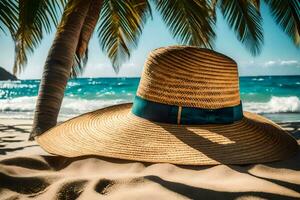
219, 0, 263, 55
13, 0, 65, 75
97, 0, 151, 73
0, 0, 18, 34
264, 0, 300, 46
155, 0, 216, 48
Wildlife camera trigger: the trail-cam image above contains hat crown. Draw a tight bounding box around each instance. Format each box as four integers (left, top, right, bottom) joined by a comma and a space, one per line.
137, 46, 240, 109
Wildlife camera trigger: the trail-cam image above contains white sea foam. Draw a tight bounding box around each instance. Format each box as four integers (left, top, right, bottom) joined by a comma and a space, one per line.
251, 78, 264, 81
0, 96, 36, 112
0, 82, 36, 89
244, 96, 300, 113
0, 96, 130, 120
1, 96, 300, 120
60, 97, 128, 115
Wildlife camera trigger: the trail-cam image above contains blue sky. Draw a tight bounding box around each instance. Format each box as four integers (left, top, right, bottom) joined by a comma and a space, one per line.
0, 3, 299, 79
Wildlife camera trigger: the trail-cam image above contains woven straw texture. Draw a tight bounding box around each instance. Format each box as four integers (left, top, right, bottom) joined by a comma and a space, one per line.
137, 46, 240, 109
37, 46, 298, 165
37, 104, 298, 165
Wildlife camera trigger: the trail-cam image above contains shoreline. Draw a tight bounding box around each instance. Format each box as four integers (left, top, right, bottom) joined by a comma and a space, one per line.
1, 110, 300, 125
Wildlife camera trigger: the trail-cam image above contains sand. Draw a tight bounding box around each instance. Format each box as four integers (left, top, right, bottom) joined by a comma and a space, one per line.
0, 119, 300, 199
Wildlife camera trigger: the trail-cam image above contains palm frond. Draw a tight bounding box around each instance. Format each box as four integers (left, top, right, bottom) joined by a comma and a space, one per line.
13, 0, 65, 75
264, 0, 300, 46
70, 53, 88, 77
219, 0, 263, 55
251, 0, 260, 10
0, 0, 18, 34
97, 0, 151, 73
209, 0, 218, 20
71, 0, 103, 77
155, 0, 216, 48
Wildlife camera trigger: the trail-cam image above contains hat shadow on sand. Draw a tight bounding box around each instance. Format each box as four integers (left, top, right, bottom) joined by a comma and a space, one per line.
156, 119, 299, 165
144, 175, 300, 200
149, 121, 300, 199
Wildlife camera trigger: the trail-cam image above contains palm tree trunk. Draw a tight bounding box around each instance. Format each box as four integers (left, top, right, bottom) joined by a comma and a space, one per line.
30, 0, 92, 139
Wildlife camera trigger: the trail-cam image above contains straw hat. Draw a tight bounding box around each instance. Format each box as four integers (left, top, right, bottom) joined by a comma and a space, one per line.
37, 46, 298, 165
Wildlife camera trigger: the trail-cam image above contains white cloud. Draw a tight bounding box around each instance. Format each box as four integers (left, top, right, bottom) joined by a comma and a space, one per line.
238, 59, 300, 76
264, 60, 276, 67
263, 60, 300, 68
279, 60, 299, 65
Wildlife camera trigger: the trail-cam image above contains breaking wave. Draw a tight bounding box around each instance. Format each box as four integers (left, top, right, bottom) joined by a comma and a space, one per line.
0, 96, 130, 120
244, 96, 300, 114
1, 95, 300, 120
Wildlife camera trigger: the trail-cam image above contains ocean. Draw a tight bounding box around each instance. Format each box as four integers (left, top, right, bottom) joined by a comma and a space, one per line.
1, 76, 300, 122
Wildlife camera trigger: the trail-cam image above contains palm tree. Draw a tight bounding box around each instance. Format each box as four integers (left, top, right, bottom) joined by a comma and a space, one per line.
6, 0, 297, 139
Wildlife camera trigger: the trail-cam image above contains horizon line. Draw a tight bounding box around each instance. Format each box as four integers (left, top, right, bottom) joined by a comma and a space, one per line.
4, 74, 300, 81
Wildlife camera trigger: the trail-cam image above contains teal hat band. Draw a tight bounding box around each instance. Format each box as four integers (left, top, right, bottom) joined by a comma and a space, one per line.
131, 96, 243, 125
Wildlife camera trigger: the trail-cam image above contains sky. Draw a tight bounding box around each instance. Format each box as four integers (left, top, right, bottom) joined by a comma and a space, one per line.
0, 3, 299, 79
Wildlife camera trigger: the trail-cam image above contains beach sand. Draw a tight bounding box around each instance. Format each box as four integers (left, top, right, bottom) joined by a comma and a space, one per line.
0, 119, 300, 199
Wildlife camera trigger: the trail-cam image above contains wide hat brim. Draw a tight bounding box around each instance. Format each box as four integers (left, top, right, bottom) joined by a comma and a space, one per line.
37, 103, 298, 165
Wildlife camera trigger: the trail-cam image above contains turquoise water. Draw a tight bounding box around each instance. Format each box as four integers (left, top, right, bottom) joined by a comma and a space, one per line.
1, 76, 300, 122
